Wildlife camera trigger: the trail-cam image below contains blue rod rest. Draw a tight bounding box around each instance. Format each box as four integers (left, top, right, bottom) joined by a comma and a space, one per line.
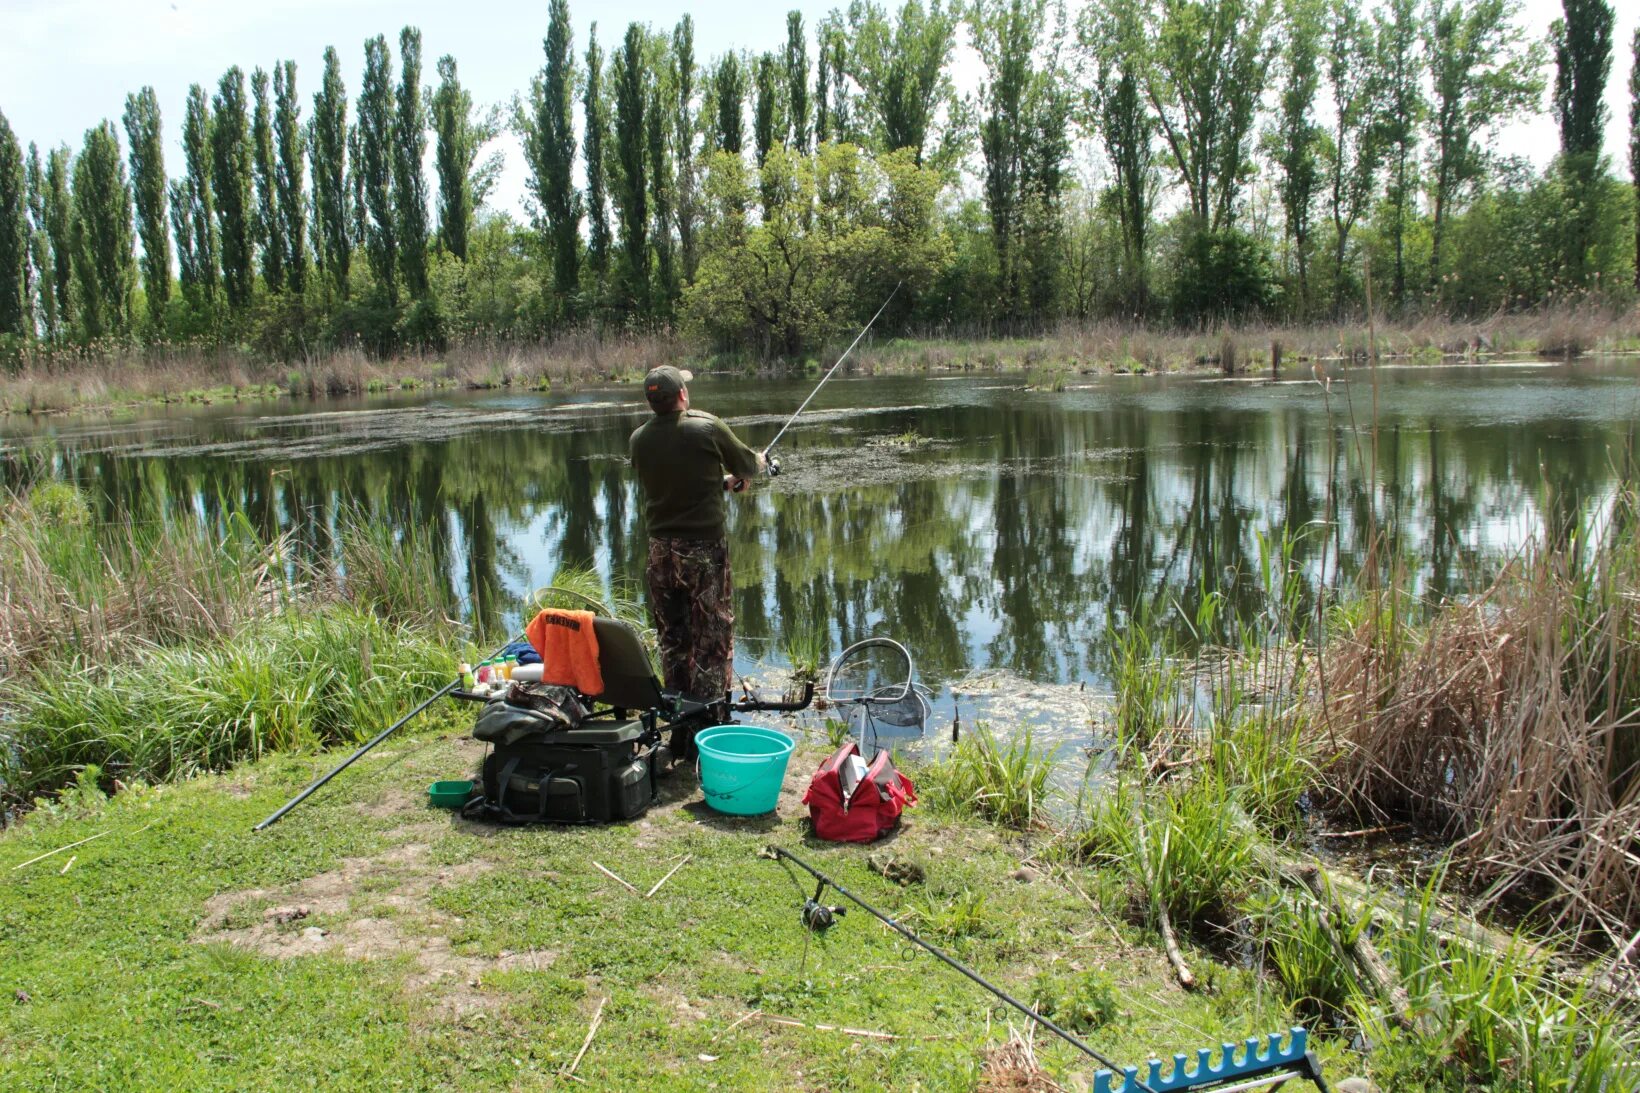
1093, 1028, 1324, 1093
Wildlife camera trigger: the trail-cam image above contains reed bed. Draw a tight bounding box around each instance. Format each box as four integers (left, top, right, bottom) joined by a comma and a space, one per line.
1318, 492, 1640, 939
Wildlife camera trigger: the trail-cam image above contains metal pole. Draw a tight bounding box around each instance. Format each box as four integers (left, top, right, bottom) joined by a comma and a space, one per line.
766, 846, 1156, 1091
764, 282, 901, 456
253, 636, 518, 831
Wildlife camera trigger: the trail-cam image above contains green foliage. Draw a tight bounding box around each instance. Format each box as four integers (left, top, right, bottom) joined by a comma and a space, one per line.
430, 55, 474, 262
784, 12, 809, 153
921, 722, 1053, 828
523, 0, 581, 315
1172, 227, 1280, 322
211, 67, 255, 314
70, 121, 136, 339
1030, 969, 1119, 1033
0, 108, 26, 337
250, 69, 283, 294
310, 47, 351, 297
357, 36, 398, 306
611, 23, 649, 317
713, 52, 744, 155
272, 60, 308, 295
846, 0, 960, 166
393, 26, 430, 301
121, 89, 171, 331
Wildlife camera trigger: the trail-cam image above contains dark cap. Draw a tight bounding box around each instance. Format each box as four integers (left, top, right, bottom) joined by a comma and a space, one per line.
643, 365, 693, 409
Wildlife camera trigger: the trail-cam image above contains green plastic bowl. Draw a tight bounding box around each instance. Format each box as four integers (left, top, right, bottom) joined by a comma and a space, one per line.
428, 779, 476, 809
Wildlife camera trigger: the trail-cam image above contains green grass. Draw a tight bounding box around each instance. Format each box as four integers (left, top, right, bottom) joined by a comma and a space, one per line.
0, 731, 1322, 1092
920, 723, 1054, 829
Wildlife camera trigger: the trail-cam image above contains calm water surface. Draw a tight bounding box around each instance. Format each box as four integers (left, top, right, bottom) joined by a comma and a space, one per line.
6, 361, 1638, 751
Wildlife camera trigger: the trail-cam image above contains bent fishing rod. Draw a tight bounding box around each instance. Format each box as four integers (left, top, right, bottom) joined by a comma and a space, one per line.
253, 633, 521, 832
761, 846, 1159, 1092
762, 282, 901, 474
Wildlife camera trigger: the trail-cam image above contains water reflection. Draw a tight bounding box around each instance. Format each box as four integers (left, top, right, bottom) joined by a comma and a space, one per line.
4, 364, 1637, 698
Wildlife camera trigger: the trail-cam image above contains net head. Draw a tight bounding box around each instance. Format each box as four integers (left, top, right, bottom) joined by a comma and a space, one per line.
825, 638, 914, 706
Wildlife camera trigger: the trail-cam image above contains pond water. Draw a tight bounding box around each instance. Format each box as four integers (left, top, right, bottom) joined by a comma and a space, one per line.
6, 360, 1638, 756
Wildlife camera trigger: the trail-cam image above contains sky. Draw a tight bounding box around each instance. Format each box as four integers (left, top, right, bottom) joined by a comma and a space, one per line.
2, 0, 1636, 223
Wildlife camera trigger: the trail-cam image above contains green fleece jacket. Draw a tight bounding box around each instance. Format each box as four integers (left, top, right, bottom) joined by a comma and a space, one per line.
629, 408, 761, 539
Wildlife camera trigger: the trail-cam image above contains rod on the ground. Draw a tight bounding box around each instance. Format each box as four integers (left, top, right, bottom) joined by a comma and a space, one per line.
763, 845, 1156, 1092
254, 637, 518, 832
764, 282, 902, 459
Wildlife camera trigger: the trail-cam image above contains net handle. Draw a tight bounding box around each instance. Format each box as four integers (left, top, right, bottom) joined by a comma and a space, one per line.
824, 637, 914, 706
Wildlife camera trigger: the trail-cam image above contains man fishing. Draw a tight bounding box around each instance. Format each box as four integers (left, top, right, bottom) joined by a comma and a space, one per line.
629, 365, 766, 706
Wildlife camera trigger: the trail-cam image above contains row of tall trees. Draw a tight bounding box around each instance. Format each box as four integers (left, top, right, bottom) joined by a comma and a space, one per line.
1, 0, 1638, 360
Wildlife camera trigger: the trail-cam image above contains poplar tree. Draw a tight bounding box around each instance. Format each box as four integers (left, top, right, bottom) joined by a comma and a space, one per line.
273, 60, 308, 295
1275, 0, 1324, 315
358, 34, 399, 302
395, 26, 430, 298
251, 68, 284, 292
169, 179, 200, 309
754, 53, 782, 167
1631, 28, 1639, 292
972, 0, 1037, 314
846, 0, 960, 164
1323, 0, 1384, 310
0, 109, 27, 336
672, 16, 700, 281
44, 148, 75, 335
647, 70, 676, 310
181, 84, 219, 309
311, 47, 351, 296
584, 24, 610, 282
1423, 0, 1542, 297
211, 67, 255, 312
785, 12, 810, 152
523, 0, 581, 313
714, 53, 745, 154
1079, 0, 1155, 310
1144, 0, 1275, 229
26, 145, 60, 341
814, 15, 851, 143
611, 23, 650, 314
70, 121, 136, 339
432, 55, 473, 260
1550, 0, 1614, 287
120, 88, 170, 328
1375, 0, 1423, 307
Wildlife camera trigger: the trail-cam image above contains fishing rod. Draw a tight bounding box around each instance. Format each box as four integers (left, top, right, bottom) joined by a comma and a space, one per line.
761, 845, 1159, 1092
253, 634, 521, 832
762, 282, 902, 472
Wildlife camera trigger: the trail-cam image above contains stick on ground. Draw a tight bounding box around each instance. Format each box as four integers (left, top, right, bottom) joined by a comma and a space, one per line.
646, 854, 691, 899
564, 997, 607, 1078
591, 861, 639, 895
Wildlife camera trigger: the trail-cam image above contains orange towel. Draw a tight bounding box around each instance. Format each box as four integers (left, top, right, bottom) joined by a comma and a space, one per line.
525, 609, 604, 696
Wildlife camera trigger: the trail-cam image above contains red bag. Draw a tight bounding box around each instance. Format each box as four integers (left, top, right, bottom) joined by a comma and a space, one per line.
802, 742, 917, 843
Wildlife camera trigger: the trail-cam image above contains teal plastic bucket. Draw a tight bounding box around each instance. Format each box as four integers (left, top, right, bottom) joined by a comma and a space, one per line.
695, 725, 795, 815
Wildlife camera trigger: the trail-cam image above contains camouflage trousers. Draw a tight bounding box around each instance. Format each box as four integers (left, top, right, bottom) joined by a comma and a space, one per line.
646, 536, 734, 702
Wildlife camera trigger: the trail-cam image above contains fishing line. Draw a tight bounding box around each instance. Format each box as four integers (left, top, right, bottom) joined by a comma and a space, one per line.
764, 283, 902, 458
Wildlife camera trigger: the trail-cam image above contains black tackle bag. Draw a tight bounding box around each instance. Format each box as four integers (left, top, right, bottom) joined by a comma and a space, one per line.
466, 689, 656, 825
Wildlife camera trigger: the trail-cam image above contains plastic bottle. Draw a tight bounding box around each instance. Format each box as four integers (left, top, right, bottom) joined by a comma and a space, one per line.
460, 662, 475, 690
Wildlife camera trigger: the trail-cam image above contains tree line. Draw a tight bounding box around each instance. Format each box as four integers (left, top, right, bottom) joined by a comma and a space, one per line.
0, 0, 1637, 362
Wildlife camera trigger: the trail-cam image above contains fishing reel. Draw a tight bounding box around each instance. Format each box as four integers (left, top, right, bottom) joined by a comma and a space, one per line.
766, 456, 781, 478
801, 898, 846, 932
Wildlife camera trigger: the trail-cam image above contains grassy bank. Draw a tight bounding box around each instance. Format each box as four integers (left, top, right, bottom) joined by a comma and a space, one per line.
6, 304, 1639, 416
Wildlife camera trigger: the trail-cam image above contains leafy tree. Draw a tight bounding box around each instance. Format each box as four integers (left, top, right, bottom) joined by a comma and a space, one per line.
211, 67, 255, 313
43, 148, 74, 336
310, 47, 351, 297
1172, 227, 1279, 322
121, 88, 170, 328
1322, 0, 1384, 311
647, 51, 677, 311
250, 69, 284, 292
358, 34, 399, 303
1375, 0, 1424, 307
395, 26, 430, 298
1632, 28, 1639, 292
754, 53, 782, 168
1423, 0, 1543, 298
814, 14, 851, 144
785, 12, 810, 153
1273, 0, 1324, 315
1145, 0, 1275, 230
1078, 0, 1155, 311
611, 23, 650, 315
273, 60, 308, 295
672, 16, 701, 281
25, 145, 61, 341
0, 109, 28, 336
584, 25, 611, 282
972, 0, 1040, 316
847, 0, 960, 165
70, 121, 136, 339
713, 53, 745, 154
432, 55, 474, 261
523, 0, 581, 315
1550, 0, 1614, 287
180, 84, 219, 310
